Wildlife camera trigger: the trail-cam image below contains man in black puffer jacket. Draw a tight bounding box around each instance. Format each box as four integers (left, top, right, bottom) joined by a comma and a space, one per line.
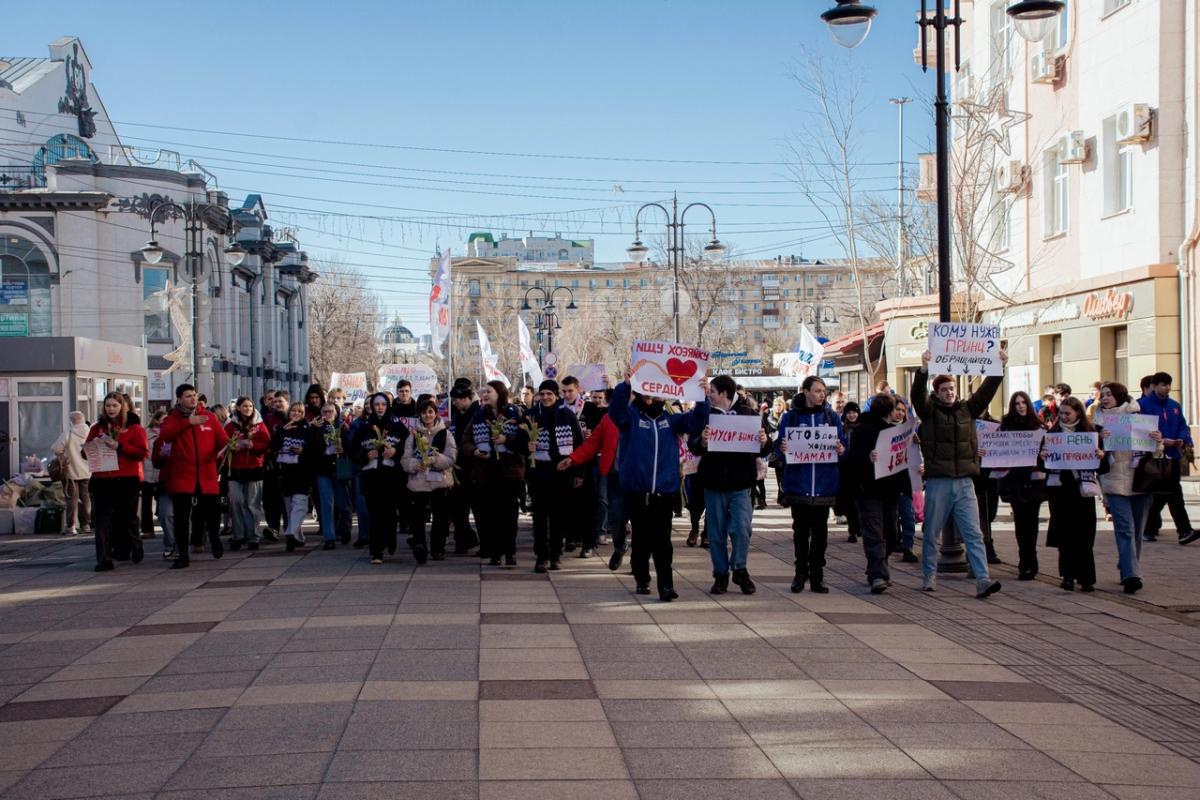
687, 375, 770, 595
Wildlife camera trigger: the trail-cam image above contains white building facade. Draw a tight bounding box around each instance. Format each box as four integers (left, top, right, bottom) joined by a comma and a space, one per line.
0, 38, 315, 476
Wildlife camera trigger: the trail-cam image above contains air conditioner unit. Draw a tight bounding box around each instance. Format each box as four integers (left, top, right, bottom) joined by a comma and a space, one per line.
1058, 131, 1088, 164
1115, 103, 1152, 144
1031, 51, 1059, 84
994, 160, 1026, 194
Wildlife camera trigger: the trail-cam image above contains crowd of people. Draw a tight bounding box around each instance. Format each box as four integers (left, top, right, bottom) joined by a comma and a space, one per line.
57, 355, 1195, 602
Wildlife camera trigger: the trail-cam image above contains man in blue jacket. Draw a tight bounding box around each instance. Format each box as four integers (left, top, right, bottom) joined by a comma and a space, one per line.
609, 378, 710, 601
1139, 372, 1197, 545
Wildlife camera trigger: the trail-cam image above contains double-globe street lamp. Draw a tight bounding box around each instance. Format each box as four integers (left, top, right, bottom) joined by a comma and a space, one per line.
140, 199, 247, 387
627, 197, 725, 343
820, 0, 1064, 573
521, 286, 577, 366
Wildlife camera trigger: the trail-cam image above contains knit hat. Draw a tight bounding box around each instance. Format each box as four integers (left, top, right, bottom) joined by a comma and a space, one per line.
538, 379, 560, 396
449, 378, 473, 399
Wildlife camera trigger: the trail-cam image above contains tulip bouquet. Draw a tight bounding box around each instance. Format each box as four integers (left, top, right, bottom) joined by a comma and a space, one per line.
487, 418, 507, 459
519, 420, 540, 466
414, 431, 434, 470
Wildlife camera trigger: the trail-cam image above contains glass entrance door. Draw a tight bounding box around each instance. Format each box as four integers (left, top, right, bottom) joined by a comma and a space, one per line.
8, 378, 66, 475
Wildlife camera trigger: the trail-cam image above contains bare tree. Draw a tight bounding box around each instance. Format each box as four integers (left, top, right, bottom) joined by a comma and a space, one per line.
306, 259, 385, 388
553, 285, 671, 375
784, 47, 886, 384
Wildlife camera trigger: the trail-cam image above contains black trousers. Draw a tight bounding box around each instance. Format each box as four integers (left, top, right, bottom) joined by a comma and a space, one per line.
790, 502, 830, 581
262, 464, 283, 532
569, 470, 596, 549
170, 492, 220, 559
626, 491, 676, 590
139, 482, 157, 534
448, 477, 478, 551
1011, 499, 1043, 575
362, 470, 398, 559
854, 495, 893, 583
409, 490, 450, 555
530, 477, 568, 562
91, 477, 139, 564
685, 476, 706, 536
973, 476, 996, 547
752, 479, 767, 507
1051, 493, 1097, 586
478, 477, 521, 558
1146, 483, 1193, 538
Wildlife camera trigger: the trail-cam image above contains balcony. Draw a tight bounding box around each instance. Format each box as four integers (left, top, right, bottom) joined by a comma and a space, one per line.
0, 165, 45, 190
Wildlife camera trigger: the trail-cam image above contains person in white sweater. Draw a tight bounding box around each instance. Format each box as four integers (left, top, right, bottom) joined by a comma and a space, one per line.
51, 411, 92, 535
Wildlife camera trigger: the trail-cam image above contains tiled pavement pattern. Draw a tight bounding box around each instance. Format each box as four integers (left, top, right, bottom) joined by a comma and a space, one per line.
1, 485, 1199, 799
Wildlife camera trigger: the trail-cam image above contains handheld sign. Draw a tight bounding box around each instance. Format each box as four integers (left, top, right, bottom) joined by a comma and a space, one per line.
84, 439, 119, 473
565, 364, 608, 393
329, 372, 368, 403
784, 426, 840, 464
707, 414, 762, 454
378, 364, 438, 398
1093, 412, 1157, 452
928, 322, 1003, 376
1043, 432, 1100, 471
975, 419, 1000, 436
874, 419, 917, 479
630, 340, 710, 403
980, 429, 1045, 469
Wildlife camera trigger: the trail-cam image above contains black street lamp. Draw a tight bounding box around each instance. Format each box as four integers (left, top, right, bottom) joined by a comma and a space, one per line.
521, 286, 577, 364
628, 195, 725, 343
819, 0, 1063, 323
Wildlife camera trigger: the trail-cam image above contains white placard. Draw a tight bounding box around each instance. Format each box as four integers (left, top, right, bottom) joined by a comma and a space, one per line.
979, 429, 1045, 468
784, 425, 840, 465
565, 364, 608, 393
1094, 412, 1157, 452
148, 370, 170, 402
630, 340, 710, 402
1043, 431, 1101, 471
928, 321, 1003, 376
378, 364, 438, 398
329, 372, 368, 403
84, 439, 119, 473
873, 419, 918, 479
707, 414, 762, 454
975, 419, 1000, 436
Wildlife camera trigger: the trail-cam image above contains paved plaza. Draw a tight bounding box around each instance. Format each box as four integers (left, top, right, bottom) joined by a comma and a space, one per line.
2, 484, 1200, 799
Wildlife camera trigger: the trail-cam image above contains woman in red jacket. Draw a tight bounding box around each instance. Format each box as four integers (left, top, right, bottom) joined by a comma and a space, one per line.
560, 412, 628, 571
224, 396, 271, 551
158, 383, 228, 569
86, 392, 149, 572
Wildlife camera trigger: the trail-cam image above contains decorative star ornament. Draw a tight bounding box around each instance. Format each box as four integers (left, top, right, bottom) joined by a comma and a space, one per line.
953, 85, 1031, 157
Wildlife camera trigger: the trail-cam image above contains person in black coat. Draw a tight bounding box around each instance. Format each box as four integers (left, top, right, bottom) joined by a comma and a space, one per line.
447, 380, 480, 554
997, 392, 1047, 580
528, 380, 584, 571
845, 394, 907, 593
270, 402, 315, 552
349, 392, 410, 564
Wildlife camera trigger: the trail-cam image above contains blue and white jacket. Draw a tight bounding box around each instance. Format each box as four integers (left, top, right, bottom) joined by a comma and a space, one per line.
1138, 391, 1193, 460
608, 381, 709, 496
773, 396, 846, 504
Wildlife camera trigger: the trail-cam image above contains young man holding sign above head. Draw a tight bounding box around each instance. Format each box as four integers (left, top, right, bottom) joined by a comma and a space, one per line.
609, 368, 710, 602
774, 376, 847, 594
912, 348, 1006, 597
687, 375, 770, 595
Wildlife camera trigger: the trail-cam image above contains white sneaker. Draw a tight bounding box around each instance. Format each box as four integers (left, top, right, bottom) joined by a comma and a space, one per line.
63, 527, 77, 536
975, 579, 1002, 598
834, 515, 848, 525
921, 575, 936, 592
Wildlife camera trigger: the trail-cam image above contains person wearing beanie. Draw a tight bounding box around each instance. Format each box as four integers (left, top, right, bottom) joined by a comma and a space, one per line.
525, 380, 584, 572
447, 380, 480, 554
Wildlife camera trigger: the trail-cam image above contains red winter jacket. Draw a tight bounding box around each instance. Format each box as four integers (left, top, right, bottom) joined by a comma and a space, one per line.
84, 419, 149, 481
158, 407, 228, 495
568, 413, 619, 476
223, 420, 271, 471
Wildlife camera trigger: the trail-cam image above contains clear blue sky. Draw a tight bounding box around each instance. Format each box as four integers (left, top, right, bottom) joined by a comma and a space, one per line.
4, 0, 935, 336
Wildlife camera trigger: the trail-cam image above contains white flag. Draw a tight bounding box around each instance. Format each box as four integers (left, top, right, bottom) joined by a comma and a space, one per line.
517, 316, 544, 387
429, 250, 452, 358
476, 321, 511, 388
791, 324, 824, 381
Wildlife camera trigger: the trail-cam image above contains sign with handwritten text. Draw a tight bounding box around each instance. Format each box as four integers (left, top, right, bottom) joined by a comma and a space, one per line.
928, 322, 1003, 376
784, 425, 840, 465
707, 414, 763, 454
630, 340, 710, 402
1043, 432, 1100, 471
979, 429, 1045, 469
874, 419, 917, 479
1094, 412, 1157, 452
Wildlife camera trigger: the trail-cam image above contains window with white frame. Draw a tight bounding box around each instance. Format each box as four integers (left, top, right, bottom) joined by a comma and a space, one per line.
991, 201, 1011, 252
1044, 147, 1069, 236
1103, 0, 1130, 16
1101, 114, 1134, 216
990, 2, 1013, 80
1045, 1, 1070, 50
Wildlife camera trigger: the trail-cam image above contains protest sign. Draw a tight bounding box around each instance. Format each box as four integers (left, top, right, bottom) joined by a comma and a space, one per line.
928, 322, 1003, 376
630, 340, 710, 402
979, 429, 1044, 468
707, 414, 763, 454
975, 419, 1000, 436
83, 439, 118, 473
906, 440, 923, 495
874, 419, 917, 479
784, 425, 840, 465
1043, 431, 1101, 471
1094, 412, 1157, 452
565, 364, 608, 392
377, 364, 438, 398
329, 372, 368, 403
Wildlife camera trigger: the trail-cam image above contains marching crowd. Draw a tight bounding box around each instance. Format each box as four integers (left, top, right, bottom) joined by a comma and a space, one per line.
59, 348, 1195, 603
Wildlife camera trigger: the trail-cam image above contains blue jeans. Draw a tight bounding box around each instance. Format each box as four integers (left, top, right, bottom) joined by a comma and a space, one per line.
353, 474, 370, 543
705, 488, 753, 575
316, 474, 336, 542
921, 477, 990, 581
227, 479, 262, 543
898, 494, 916, 551
158, 492, 175, 552
1106, 493, 1150, 580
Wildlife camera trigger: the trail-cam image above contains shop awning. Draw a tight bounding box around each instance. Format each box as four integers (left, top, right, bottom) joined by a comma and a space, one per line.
822, 322, 885, 357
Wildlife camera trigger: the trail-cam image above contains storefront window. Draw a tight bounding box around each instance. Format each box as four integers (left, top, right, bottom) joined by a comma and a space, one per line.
0, 236, 52, 337
1112, 326, 1128, 387
1051, 335, 1063, 385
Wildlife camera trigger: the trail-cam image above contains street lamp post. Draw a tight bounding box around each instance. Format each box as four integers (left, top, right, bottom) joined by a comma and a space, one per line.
627, 194, 725, 343
798, 304, 839, 339
521, 286, 577, 365
140, 199, 246, 390
819, 0, 1063, 573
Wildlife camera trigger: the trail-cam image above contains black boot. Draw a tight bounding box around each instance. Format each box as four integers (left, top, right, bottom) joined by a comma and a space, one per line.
731, 568, 756, 595
790, 571, 806, 593
710, 573, 729, 594
810, 574, 829, 593
986, 541, 1002, 565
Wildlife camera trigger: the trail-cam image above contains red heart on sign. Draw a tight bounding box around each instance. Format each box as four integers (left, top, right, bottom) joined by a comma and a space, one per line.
665, 358, 697, 386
